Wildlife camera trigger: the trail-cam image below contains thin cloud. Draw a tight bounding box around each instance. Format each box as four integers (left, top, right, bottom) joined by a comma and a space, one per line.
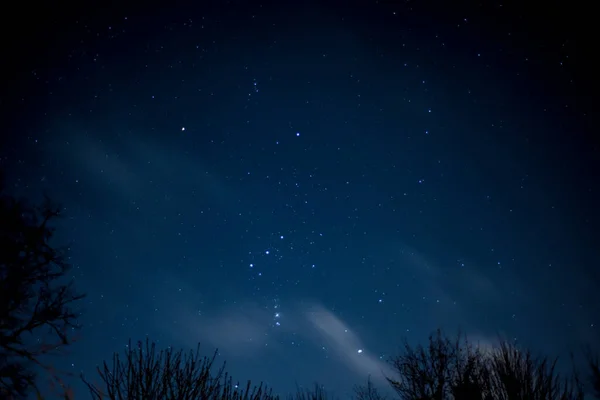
303, 303, 395, 388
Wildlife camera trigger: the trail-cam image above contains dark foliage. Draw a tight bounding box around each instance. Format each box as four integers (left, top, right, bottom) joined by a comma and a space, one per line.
82, 338, 278, 400
486, 340, 583, 400
354, 376, 387, 400
385, 329, 491, 400
289, 383, 333, 400
0, 186, 85, 399
584, 345, 600, 399
380, 329, 589, 400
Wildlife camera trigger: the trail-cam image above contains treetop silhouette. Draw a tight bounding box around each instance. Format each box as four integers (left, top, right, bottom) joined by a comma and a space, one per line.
0, 183, 85, 398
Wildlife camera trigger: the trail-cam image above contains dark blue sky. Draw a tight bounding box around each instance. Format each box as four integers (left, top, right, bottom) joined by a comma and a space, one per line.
1, 0, 597, 397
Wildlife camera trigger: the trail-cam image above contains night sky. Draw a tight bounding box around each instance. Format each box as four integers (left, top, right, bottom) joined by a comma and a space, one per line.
1, 0, 597, 397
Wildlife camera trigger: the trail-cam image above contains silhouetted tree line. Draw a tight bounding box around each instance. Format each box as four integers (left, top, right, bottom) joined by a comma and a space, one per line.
1, 180, 599, 399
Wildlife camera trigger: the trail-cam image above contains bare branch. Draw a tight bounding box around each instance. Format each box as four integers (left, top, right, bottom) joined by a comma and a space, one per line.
82, 338, 279, 400
0, 188, 85, 398
354, 376, 387, 400
384, 329, 585, 400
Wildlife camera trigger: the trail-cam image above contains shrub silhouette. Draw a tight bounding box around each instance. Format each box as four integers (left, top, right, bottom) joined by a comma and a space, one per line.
379, 329, 593, 400
486, 340, 583, 400
583, 345, 600, 399
385, 329, 492, 400
289, 383, 333, 400
0, 183, 85, 399
82, 338, 278, 400
354, 376, 387, 400
82, 338, 339, 400
79, 331, 599, 400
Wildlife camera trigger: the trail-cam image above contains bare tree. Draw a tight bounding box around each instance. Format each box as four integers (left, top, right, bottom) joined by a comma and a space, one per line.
385, 329, 491, 400
0, 186, 85, 399
384, 329, 585, 400
565, 344, 600, 400
82, 338, 278, 400
581, 345, 600, 399
289, 383, 334, 400
486, 340, 584, 400
354, 376, 387, 400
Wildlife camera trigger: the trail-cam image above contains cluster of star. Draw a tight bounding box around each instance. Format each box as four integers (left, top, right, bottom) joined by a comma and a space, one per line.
272, 298, 282, 327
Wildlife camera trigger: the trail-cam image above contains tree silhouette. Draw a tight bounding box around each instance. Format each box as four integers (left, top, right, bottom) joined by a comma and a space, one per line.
0, 185, 85, 399
486, 340, 584, 400
290, 383, 333, 400
354, 376, 387, 400
385, 329, 491, 400
82, 338, 278, 400
583, 345, 600, 399
382, 329, 586, 400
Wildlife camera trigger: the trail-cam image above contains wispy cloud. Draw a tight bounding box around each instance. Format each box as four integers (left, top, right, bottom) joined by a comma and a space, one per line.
56, 129, 235, 209
303, 303, 396, 387
390, 241, 526, 329
162, 287, 394, 382
193, 303, 274, 356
